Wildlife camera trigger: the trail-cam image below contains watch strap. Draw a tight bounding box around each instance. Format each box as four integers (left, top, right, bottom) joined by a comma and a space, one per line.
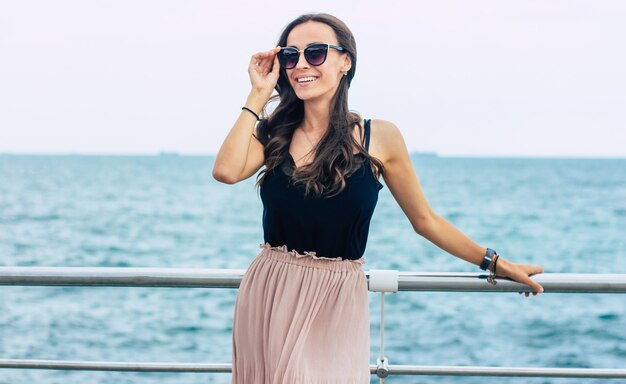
480, 248, 497, 270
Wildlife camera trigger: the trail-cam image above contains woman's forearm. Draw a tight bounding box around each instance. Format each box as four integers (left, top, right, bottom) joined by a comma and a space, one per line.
417, 212, 543, 293
416, 212, 488, 268
212, 90, 269, 183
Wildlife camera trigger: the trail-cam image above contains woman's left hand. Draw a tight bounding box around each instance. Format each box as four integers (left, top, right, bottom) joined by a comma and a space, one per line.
495, 258, 544, 297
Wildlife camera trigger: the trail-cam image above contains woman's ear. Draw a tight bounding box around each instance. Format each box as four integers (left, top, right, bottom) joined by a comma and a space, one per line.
342, 55, 352, 72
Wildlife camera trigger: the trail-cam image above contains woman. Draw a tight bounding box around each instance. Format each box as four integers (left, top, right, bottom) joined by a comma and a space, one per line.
213, 12, 544, 384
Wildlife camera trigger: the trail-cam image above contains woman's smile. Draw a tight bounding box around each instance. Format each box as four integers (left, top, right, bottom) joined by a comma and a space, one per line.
295, 75, 319, 86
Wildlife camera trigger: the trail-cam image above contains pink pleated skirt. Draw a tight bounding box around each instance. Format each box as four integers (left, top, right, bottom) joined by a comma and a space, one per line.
232, 242, 371, 384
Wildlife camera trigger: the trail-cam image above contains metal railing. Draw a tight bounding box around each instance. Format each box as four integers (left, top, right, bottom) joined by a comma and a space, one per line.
1, 267, 625, 379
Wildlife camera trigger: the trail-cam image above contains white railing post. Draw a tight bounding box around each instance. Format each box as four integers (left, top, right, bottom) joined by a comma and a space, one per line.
368, 269, 399, 382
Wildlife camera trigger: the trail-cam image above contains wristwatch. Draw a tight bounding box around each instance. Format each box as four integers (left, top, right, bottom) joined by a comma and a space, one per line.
480, 248, 497, 271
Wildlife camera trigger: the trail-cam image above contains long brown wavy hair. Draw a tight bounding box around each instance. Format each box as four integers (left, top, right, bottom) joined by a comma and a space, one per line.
253, 13, 384, 198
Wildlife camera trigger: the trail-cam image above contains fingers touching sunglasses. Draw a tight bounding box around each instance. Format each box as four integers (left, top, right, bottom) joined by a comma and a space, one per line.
277, 43, 346, 69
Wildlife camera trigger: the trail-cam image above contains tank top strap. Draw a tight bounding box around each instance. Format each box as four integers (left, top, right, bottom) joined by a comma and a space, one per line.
364, 119, 371, 151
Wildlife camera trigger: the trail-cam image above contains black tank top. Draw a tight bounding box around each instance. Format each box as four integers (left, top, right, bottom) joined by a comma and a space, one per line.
260, 119, 384, 260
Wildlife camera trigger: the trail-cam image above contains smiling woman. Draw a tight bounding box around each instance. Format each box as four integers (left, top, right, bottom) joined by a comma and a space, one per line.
212, 11, 545, 384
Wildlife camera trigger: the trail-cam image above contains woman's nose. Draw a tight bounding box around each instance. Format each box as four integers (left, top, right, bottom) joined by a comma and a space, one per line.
295, 50, 309, 69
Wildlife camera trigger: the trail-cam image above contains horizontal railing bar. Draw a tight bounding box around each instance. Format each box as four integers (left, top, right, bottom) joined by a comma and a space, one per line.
389, 364, 626, 378
0, 267, 246, 288
1, 267, 626, 292
0, 359, 625, 378
0, 359, 230, 372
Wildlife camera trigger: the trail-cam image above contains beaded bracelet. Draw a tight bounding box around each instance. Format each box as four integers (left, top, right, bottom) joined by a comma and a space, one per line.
487, 255, 499, 285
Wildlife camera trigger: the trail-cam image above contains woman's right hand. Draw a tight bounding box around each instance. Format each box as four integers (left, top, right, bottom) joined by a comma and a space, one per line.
248, 47, 281, 97
494, 257, 544, 297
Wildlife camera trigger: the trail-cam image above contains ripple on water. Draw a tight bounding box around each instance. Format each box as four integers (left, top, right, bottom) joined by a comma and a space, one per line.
598, 312, 620, 321
610, 344, 626, 357
549, 352, 592, 369
165, 325, 202, 335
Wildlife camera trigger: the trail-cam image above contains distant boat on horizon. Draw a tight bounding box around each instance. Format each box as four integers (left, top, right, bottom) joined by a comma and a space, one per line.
411, 151, 438, 157
158, 151, 180, 157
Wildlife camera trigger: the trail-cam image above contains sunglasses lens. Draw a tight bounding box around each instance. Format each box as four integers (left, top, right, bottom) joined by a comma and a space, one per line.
278, 48, 298, 69
304, 45, 328, 66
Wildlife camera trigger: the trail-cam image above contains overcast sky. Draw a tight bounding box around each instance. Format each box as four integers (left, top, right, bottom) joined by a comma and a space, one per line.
1, 1, 624, 157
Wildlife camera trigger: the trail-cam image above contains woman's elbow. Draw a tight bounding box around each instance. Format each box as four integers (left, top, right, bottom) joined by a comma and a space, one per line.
413, 212, 437, 235
212, 167, 238, 184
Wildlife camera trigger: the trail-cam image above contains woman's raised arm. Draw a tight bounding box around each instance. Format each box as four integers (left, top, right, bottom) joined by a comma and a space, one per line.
212, 47, 280, 184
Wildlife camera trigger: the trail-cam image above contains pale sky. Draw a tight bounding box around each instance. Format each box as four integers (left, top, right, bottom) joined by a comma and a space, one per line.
1, 0, 625, 157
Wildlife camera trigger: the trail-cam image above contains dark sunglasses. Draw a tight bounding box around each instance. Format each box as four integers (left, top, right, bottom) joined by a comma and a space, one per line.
277, 43, 346, 69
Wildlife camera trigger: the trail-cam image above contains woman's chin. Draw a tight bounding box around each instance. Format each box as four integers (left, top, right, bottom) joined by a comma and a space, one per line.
294, 90, 327, 102
295, 92, 314, 101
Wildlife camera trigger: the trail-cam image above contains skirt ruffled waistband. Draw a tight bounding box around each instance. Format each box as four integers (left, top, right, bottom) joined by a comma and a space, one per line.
259, 242, 366, 267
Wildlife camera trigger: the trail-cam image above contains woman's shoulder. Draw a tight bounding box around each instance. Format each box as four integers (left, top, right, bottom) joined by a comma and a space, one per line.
368, 118, 399, 133
367, 118, 405, 166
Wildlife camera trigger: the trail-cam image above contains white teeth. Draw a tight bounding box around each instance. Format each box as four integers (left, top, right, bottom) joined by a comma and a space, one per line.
297, 76, 317, 83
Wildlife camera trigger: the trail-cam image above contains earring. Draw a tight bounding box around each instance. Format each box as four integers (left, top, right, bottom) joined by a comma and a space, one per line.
343, 71, 348, 76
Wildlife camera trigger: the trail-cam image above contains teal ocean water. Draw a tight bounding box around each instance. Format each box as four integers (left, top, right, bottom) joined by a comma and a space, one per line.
1, 154, 625, 384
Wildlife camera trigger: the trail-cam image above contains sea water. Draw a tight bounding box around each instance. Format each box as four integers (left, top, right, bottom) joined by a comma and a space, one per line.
0, 154, 625, 384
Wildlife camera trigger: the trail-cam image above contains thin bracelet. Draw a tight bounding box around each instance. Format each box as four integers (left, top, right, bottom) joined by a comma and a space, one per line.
488, 254, 498, 273
241, 106, 260, 121
487, 254, 499, 285
493, 255, 499, 276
